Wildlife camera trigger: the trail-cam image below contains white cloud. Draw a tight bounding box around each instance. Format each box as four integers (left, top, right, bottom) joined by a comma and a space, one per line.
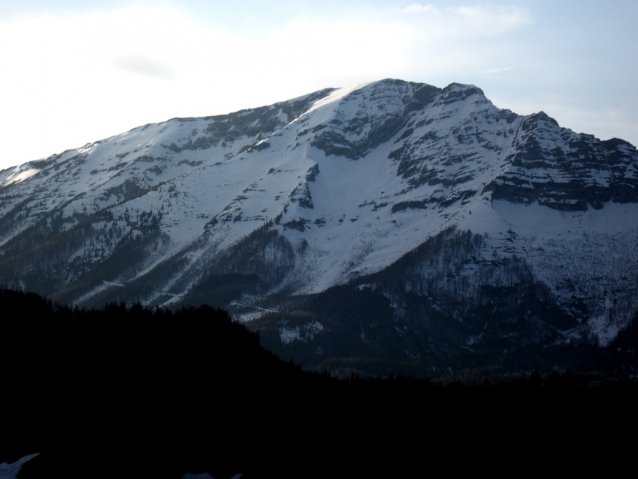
403, 4, 439, 15
0, 4, 427, 168
0, 3, 539, 169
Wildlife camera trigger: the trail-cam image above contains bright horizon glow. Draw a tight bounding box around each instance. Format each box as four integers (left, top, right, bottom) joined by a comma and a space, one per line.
1, 0, 637, 169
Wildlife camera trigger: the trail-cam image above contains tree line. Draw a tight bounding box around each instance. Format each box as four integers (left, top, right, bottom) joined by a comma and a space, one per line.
1, 287, 636, 478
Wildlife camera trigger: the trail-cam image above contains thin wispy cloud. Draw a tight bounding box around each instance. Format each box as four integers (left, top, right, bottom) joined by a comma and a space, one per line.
113, 55, 174, 79
402, 4, 530, 37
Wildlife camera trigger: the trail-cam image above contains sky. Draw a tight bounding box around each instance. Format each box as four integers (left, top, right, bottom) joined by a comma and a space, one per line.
1, 0, 637, 170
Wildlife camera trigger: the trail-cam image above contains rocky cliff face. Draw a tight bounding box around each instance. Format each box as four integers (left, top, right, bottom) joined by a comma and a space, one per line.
1, 78, 637, 368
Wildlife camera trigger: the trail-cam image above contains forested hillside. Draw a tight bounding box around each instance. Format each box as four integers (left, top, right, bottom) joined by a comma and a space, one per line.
1, 288, 636, 478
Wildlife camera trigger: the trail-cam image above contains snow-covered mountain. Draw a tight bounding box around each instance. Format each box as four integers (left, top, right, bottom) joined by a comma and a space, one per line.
1, 79, 637, 365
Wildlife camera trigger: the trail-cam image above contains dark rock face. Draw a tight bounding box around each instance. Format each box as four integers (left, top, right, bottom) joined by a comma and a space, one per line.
251, 228, 580, 374
310, 81, 439, 160
487, 113, 638, 211
165, 87, 335, 153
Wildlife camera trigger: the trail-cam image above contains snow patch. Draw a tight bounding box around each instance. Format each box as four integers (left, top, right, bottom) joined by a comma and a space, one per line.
0, 453, 39, 479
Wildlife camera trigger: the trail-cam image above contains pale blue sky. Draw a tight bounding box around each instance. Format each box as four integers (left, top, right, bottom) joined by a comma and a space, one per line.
1, 0, 636, 169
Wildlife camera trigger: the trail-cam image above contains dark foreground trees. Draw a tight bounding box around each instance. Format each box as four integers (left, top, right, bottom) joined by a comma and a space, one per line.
0, 288, 636, 478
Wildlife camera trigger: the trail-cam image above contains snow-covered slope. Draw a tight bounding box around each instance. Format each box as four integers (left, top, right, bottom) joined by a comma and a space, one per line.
1, 79, 636, 358
0, 453, 39, 479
